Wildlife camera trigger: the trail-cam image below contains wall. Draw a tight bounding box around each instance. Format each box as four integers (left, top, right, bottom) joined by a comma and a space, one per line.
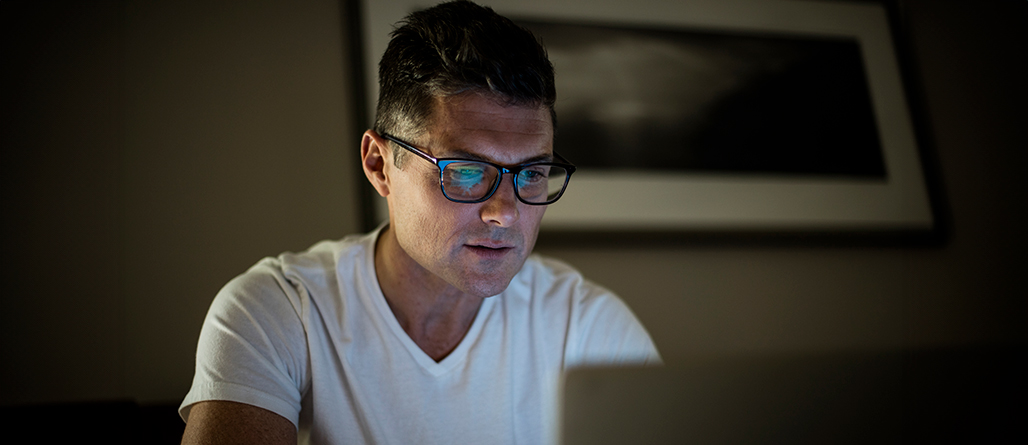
2, 0, 361, 405
544, 0, 1027, 359
1, 0, 1024, 407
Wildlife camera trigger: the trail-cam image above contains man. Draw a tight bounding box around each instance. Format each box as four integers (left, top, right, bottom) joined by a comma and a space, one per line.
179, 1, 659, 443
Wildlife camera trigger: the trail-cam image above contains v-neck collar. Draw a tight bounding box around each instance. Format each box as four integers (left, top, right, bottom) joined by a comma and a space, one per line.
360, 226, 496, 377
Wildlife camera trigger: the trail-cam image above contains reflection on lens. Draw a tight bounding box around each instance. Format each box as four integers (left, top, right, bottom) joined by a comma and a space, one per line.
442, 162, 496, 200
439, 161, 569, 204
519, 166, 568, 203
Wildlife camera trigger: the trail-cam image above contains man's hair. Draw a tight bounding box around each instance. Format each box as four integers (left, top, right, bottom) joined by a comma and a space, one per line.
373, 0, 556, 166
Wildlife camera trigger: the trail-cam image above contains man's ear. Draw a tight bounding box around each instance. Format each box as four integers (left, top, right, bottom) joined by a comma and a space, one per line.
361, 130, 391, 198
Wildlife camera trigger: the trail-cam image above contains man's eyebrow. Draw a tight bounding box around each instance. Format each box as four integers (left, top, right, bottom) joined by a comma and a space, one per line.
441, 148, 553, 165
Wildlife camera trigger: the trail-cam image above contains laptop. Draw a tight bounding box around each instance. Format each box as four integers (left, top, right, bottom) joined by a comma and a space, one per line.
560, 351, 906, 444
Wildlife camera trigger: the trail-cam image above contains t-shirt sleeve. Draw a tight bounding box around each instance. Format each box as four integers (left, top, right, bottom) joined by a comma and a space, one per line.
179, 260, 310, 428
536, 257, 660, 369
566, 289, 662, 368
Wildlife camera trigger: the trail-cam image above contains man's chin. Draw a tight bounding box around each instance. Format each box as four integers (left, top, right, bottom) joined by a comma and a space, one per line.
451, 249, 528, 297
457, 270, 519, 298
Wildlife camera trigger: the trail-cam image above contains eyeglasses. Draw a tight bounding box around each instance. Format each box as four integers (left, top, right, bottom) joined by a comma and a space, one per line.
381, 133, 576, 205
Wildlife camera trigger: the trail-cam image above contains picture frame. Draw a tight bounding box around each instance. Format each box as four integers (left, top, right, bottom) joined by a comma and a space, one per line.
358, 0, 938, 243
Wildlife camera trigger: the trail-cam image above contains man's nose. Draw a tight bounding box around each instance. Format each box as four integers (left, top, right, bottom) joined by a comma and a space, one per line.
480, 174, 520, 227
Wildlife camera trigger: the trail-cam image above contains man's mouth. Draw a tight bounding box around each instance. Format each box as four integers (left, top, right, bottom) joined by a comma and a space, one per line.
468, 244, 510, 251
465, 242, 514, 257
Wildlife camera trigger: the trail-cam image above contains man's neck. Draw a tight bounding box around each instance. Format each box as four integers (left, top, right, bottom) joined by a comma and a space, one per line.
373, 225, 484, 362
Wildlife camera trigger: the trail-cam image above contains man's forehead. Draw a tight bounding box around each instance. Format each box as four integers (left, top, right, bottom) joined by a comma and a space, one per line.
424, 93, 553, 162
432, 93, 551, 131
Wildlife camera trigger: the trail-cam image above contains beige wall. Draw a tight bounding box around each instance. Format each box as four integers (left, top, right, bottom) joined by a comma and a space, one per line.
1, 0, 1024, 406
3, 0, 361, 405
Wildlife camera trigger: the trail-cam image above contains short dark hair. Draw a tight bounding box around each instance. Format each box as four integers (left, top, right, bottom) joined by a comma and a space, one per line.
374, 0, 556, 166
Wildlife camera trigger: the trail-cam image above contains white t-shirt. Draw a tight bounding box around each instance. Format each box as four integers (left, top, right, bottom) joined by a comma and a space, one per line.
180, 227, 660, 444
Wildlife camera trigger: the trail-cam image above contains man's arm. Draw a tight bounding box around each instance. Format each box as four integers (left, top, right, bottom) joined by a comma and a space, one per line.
181, 401, 296, 445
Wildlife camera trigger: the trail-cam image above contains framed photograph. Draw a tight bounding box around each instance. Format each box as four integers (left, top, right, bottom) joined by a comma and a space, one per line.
359, 0, 935, 240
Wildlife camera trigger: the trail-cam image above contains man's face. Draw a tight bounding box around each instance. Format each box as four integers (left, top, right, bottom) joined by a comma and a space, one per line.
385, 93, 552, 298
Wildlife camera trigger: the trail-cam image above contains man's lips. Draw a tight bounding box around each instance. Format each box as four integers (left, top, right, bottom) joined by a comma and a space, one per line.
464, 240, 516, 257
466, 245, 513, 252
466, 240, 514, 250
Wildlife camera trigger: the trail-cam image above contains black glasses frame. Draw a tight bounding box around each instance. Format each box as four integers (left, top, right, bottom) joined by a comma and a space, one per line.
381, 133, 576, 205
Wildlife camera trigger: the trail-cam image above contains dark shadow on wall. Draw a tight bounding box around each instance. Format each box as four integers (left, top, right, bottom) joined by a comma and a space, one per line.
0, 400, 185, 445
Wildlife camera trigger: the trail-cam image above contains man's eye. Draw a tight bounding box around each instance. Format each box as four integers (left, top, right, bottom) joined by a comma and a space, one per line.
444, 164, 490, 195
454, 167, 482, 177
450, 167, 484, 183
519, 167, 548, 183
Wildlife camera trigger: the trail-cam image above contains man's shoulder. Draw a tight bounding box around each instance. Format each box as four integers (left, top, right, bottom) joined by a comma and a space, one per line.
515, 254, 583, 291
278, 232, 372, 273
239, 231, 375, 280
512, 255, 660, 364
218, 230, 377, 306
511, 254, 620, 307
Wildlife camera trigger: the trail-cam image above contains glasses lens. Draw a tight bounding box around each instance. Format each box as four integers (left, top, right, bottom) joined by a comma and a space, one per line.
441, 162, 498, 201
516, 164, 569, 204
